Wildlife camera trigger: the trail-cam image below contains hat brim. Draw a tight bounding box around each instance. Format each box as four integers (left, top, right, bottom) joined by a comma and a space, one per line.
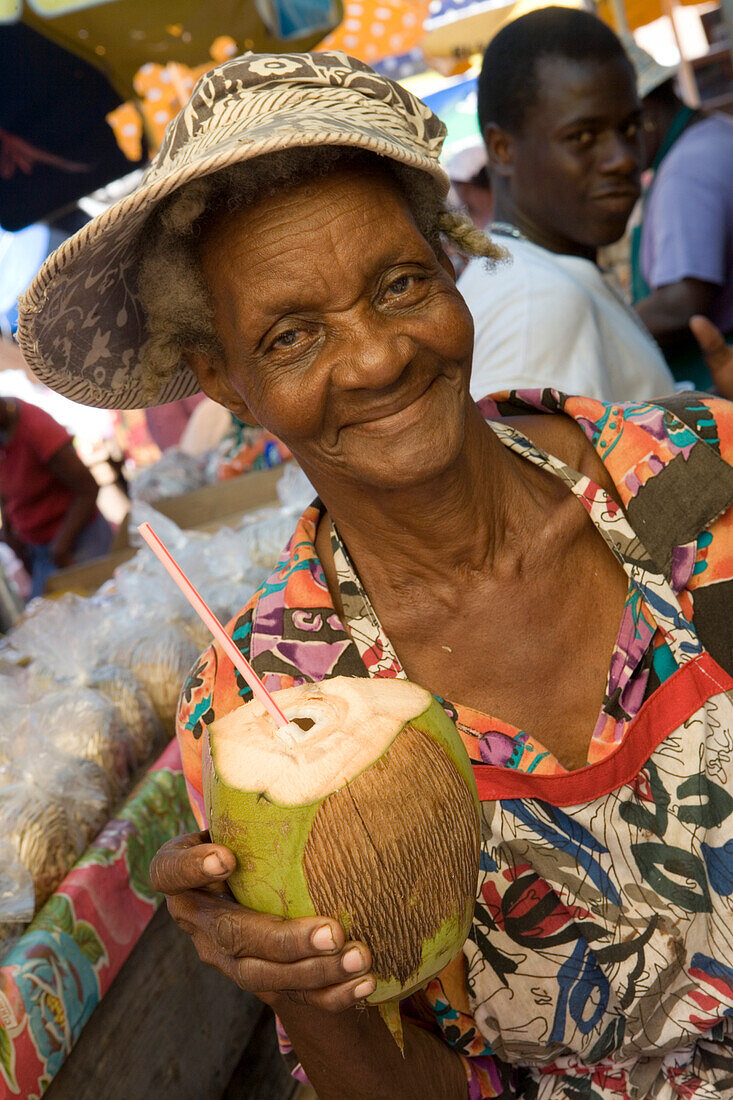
19, 107, 450, 410
638, 63, 678, 100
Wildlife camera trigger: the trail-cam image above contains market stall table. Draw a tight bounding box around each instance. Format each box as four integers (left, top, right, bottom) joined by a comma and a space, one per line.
0, 461, 318, 1097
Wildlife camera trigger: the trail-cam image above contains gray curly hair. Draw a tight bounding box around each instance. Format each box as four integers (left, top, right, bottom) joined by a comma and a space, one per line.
136, 145, 504, 402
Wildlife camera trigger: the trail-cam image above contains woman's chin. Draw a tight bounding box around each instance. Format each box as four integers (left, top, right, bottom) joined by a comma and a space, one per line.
341, 432, 464, 491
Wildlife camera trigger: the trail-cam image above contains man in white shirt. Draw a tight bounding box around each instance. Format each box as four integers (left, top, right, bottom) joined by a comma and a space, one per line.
459, 7, 675, 402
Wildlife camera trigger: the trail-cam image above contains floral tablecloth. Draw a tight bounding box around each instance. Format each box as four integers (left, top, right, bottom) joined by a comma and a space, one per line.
0, 739, 195, 1099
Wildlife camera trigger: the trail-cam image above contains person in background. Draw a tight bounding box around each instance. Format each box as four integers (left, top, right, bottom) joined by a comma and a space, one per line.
178, 396, 232, 456
444, 136, 493, 230
460, 7, 675, 402
629, 42, 733, 390
144, 392, 205, 451
0, 397, 112, 598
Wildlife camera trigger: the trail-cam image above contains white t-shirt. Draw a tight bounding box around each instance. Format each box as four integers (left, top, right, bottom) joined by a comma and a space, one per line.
458, 236, 676, 402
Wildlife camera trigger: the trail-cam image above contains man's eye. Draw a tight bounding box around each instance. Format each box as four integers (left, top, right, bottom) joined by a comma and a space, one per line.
570, 130, 594, 147
625, 121, 640, 139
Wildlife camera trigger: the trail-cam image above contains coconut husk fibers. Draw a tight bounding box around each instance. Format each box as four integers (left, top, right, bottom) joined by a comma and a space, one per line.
303, 722, 479, 989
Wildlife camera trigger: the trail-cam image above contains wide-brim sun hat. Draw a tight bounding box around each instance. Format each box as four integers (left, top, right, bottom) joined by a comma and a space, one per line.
18, 51, 451, 410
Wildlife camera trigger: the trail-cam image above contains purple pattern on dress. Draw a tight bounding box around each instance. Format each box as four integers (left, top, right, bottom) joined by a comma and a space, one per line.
478, 730, 517, 766
671, 542, 697, 592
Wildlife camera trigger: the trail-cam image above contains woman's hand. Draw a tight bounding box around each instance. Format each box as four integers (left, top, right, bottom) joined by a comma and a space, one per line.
149, 831, 376, 1012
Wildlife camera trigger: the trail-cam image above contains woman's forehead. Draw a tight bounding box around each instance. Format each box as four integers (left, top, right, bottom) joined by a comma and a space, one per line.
200, 169, 428, 303
207, 164, 412, 243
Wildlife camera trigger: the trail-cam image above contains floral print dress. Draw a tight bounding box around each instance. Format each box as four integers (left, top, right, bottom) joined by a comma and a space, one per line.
177, 391, 733, 1099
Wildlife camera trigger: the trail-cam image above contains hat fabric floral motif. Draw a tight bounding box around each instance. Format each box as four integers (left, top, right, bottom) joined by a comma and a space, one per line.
18, 51, 449, 411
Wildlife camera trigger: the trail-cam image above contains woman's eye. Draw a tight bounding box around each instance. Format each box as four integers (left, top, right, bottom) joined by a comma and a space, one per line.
271, 328, 301, 350
385, 273, 420, 298
624, 122, 640, 139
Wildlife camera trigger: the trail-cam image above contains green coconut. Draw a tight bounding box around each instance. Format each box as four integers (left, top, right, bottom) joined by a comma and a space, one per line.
204, 676, 480, 1043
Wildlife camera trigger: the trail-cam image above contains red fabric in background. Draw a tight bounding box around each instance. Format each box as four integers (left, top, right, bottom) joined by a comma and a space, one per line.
144, 394, 205, 451
0, 398, 73, 544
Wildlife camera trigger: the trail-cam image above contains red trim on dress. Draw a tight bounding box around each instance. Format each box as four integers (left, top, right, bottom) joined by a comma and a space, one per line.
471, 651, 733, 805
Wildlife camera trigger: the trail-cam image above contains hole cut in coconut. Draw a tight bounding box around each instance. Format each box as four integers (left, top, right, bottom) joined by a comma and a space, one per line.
291, 717, 315, 732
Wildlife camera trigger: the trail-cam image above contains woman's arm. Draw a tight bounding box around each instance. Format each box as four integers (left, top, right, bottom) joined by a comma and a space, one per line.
150, 832, 469, 1100
0, 496, 29, 568
275, 998, 469, 1100
45, 441, 99, 566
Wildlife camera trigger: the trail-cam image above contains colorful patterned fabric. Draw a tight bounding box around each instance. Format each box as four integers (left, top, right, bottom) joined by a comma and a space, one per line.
176, 390, 733, 1099
215, 420, 291, 482
0, 739, 196, 1100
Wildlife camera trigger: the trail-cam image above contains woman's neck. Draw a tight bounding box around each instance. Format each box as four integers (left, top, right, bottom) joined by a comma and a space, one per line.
306, 404, 562, 599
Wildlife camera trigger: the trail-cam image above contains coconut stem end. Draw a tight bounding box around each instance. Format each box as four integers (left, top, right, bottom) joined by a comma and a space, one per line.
378, 1002, 405, 1054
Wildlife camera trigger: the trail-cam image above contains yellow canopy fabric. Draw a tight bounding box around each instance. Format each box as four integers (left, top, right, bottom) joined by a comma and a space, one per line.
0, 0, 342, 160
3, 1, 341, 99
318, 0, 429, 64
421, 0, 581, 61
596, 0, 699, 30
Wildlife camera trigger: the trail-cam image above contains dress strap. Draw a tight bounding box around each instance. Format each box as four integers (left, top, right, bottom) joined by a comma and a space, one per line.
329, 521, 405, 678
487, 421, 702, 664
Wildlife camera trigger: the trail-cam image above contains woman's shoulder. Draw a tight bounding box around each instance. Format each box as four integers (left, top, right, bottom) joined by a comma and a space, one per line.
499, 410, 617, 496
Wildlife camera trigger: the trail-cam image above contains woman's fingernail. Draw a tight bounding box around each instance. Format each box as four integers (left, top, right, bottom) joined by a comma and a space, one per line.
202, 852, 227, 876
342, 947, 365, 973
354, 979, 375, 999
311, 925, 336, 951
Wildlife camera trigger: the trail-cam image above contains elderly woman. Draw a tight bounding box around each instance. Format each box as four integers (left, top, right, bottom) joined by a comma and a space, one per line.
19, 52, 733, 1100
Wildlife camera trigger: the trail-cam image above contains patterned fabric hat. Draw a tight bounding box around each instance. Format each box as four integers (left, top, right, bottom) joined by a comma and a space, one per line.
18, 52, 450, 410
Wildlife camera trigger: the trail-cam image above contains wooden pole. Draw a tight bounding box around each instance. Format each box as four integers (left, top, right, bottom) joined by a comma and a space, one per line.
662, 0, 701, 105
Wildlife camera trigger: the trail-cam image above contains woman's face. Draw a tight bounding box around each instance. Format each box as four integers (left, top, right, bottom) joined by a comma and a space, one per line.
189, 165, 475, 492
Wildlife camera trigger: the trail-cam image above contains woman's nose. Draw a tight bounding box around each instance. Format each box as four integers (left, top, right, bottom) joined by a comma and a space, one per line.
331, 317, 415, 391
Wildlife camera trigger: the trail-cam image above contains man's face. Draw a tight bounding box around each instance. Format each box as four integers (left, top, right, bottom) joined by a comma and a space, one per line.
502, 55, 642, 253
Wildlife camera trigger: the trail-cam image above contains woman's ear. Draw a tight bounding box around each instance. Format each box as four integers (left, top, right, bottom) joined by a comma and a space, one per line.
185, 349, 261, 426
437, 245, 457, 281
484, 123, 514, 180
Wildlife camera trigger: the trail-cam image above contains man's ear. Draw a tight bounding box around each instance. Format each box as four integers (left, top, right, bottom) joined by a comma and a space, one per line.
185, 349, 261, 426
484, 123, 514, 180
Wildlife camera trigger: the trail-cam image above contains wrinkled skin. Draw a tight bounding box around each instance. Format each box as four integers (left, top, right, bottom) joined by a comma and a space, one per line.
189, 166, 475, 493
149, 832, 375, 1011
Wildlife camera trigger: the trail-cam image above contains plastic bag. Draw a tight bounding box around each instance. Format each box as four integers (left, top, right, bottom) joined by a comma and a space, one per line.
10, 594, 162, 772
88, 665, 165, 764
0, 820, 34, 923
0, 729, 110, 914
277, 462, 315, 512
31, 686, 137, 801
108, 624, 199, 734
129, 447, 210, 502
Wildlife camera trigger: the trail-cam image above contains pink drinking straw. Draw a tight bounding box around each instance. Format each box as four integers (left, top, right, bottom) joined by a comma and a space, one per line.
137, 522, 288, 728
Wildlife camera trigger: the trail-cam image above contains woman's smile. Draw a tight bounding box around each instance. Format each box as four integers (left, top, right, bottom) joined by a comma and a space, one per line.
342, 377, 440, 435
195, 165, 475, 490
